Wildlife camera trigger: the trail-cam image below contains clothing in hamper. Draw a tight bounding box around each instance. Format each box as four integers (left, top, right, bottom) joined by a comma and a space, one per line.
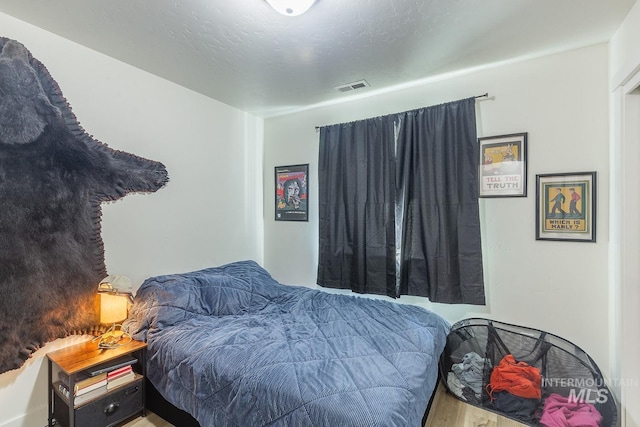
490, 391, 540, 424
487, 354, 542, 400
439, 319, 617, 427
540, 393, 602, 427
451, 351, 487, 397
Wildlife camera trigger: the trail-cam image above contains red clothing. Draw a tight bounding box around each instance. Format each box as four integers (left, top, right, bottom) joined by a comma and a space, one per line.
487, 354, 542, 400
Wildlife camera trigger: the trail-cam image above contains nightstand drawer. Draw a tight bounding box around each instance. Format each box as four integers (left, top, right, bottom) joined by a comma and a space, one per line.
54, 379, 143, 427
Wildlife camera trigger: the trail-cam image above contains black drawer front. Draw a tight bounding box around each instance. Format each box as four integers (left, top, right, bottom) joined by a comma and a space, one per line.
75, 380, 143, 427
53, 380, 143, 427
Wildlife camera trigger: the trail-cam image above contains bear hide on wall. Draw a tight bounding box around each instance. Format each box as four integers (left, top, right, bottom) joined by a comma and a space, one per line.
0, 37, 169, 373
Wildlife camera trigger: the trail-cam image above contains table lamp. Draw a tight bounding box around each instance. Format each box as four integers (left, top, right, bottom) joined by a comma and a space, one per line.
95, 276, 133, 349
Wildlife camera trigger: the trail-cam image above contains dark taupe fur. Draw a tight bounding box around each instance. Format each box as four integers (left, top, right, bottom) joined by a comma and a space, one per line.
0, 38, 168, 373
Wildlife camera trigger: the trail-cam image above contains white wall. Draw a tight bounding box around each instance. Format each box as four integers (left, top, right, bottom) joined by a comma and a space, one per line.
610, 1, 640, 425
610, 0, 640, 89
0, 12, 263, 427
263, 44, 611, 379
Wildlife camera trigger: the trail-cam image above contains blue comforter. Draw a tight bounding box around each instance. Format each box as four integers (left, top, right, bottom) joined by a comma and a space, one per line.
124, 260, 450, 426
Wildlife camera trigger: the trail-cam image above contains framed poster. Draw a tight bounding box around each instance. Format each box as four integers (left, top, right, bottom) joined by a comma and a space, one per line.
479, 133, 528, 197
535, 172, 596, 242
275, 164, 308, 221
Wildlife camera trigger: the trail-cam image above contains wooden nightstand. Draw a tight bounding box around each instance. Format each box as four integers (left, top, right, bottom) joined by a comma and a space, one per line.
47, 339, 147, 427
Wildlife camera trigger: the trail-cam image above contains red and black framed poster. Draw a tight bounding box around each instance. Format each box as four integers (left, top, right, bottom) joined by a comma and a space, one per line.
275, 164, 308, 221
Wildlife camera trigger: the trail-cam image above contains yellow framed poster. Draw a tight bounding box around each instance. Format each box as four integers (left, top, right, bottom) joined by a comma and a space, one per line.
478, 133, 527, 197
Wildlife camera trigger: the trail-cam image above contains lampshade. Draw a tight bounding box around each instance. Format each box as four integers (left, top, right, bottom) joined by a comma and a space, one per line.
100, 274, 133, 293
94, 275, 134, 349
264, 0, 317, 16
98, 292, 129, 325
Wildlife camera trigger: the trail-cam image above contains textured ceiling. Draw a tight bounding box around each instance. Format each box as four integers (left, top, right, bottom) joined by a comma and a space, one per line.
0, 0, 635, 117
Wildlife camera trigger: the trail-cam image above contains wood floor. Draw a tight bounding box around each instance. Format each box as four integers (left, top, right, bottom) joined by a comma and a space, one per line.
123, 384, 527, 427
424, 384, 527, 427
123, 412, 174, 427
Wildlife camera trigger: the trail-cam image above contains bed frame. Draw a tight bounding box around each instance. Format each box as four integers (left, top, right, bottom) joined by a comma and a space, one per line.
146, 378, 200, 427
146, 373, 441, 427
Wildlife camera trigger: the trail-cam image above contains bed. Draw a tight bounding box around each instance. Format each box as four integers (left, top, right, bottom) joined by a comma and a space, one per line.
124, 260, 450, 426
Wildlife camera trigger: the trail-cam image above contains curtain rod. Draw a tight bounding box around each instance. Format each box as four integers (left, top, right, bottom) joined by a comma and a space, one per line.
314, 93, 489, 131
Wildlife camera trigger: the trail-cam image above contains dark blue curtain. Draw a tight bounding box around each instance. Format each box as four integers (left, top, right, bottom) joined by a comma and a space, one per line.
396, 98, 485, 304
317, 97, 485, 304
317, 116, 397, 296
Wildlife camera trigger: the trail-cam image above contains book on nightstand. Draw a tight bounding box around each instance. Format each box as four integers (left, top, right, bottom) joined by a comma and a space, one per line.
107, 364, 133, 379
83, 354, 138, 377
57, 382, 108, 406
76, 378, 108, 395
106, 370, 136, 391
57, 371, 108, 394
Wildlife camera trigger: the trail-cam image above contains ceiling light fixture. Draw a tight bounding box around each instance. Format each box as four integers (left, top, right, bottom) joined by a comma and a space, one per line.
264, 0, 317, 16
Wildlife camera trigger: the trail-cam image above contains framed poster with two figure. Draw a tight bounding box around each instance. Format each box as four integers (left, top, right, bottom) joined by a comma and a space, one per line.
536, 172, 596, 242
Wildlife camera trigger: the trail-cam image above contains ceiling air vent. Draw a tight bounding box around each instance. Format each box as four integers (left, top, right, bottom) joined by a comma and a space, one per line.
334, 79, 370, 93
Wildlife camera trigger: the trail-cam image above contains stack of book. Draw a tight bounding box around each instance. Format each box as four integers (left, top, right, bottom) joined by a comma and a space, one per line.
106, 364, 135, 391
58, 371, 107, 406
57, 355, 138, 406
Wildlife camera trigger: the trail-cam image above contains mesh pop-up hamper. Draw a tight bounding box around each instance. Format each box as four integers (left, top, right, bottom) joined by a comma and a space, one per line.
439, 318, 616, 426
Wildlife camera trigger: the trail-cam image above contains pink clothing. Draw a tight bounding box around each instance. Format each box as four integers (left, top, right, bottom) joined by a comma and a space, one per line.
540, 393, 602, 427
